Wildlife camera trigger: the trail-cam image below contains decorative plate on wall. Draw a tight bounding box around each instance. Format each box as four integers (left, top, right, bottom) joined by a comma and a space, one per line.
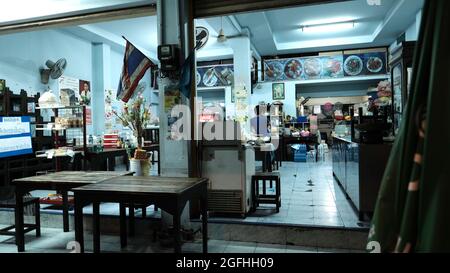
202, 67, 218, 87
284, 59, 303, 79
344, 55, 364, 76
264, 61, 284, 81
366, 57, 384, 73
304, 58, 323, 78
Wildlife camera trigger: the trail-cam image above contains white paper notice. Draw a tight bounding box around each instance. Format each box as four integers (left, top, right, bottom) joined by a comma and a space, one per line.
0, 136, 32, 154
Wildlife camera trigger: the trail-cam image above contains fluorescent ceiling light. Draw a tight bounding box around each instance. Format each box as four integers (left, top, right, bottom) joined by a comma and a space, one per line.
300, 21, 356, 33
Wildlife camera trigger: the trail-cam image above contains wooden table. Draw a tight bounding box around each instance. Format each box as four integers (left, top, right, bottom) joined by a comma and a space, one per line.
11, 171, 133, 252
73, 176, 208, 253
86, 148, 129, 171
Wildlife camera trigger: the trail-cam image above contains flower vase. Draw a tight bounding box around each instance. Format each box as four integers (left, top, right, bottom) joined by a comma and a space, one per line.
130, 158, 151, 176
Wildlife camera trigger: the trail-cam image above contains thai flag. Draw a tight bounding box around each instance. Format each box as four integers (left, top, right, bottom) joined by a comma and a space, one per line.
117, 41, 153, 102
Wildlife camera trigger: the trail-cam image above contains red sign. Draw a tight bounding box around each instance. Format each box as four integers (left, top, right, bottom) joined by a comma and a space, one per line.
86, 108, 92, 125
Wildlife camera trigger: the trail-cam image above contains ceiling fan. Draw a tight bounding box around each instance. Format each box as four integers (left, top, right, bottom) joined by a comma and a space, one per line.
211, 17, 247, 43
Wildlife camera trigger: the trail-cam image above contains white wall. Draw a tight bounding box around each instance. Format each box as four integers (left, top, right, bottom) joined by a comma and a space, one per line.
0, 29, 93, 96
251, 80, 379, 117
252, 82, 298, 116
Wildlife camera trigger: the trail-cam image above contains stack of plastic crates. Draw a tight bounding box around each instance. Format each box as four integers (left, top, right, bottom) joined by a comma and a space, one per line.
292, 144, 307, 162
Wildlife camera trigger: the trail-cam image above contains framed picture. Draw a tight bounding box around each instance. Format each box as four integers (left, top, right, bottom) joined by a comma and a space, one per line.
79, 80, 91, 106
272, 83, 285, 100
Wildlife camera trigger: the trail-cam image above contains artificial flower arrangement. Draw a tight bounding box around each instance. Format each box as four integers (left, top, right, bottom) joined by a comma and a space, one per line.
369, 80, 393, 112
113, 93, 151, 160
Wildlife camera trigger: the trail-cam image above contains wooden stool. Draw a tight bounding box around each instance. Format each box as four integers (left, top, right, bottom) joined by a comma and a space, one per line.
251, 172, 281, 213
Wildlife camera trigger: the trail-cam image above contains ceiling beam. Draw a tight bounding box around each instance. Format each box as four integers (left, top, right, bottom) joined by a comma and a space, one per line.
371, 0, 405, 41
0, 5, 156, 35
194, 0, 351, 18
227, 15, 262, 61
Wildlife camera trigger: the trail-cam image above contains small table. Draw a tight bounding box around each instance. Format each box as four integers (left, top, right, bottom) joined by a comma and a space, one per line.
86, 148, 129, 171
73, 176, 209, 253
12, 171, 134, 252
282, 135, 319, 162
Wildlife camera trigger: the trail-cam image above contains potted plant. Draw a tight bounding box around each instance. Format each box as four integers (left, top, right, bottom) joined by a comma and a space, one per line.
113, 94, 152, 176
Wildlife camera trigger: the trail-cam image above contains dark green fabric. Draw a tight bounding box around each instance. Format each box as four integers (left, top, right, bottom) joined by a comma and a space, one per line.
368, 0, 450, 253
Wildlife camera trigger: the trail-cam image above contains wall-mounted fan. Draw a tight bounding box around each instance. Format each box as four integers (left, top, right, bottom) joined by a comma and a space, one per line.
39, 58, 67, 84
211, 17, 247, 43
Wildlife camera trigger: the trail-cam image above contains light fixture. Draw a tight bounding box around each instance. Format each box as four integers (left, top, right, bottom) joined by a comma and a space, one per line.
300, 20, 356, 33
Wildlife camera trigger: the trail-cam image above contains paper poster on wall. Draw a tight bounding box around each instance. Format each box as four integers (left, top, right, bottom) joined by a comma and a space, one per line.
164, 88, 181, 113
79, 80, 91, 106
58, 76, 92, 106
104, 89, 122, 133
58, 76, 80, 104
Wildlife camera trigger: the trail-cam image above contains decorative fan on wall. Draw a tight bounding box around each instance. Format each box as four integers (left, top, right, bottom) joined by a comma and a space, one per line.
39, 58, 67, 84
195, 26, 209, 50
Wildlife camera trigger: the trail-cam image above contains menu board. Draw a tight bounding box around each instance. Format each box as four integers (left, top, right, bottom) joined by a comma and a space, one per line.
0, 116, 33, 158
264, 48, 387, 82
343, 52, 387, 77
264, 55, 344, 82
197, 65, 234, 88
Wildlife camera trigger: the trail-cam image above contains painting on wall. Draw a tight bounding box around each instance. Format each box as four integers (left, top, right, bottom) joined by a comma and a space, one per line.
272, 83, 285, 100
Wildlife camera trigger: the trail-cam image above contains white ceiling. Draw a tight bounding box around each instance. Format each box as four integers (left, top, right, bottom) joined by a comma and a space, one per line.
59, 0, 424, 62
199, 0, 425, 56
63, 16, 158, 61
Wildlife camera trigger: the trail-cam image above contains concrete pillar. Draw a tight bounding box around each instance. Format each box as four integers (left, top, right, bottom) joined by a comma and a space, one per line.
157, 0, 195, 228
157, 0, 190, 177
228, 36, 252, 131
91, 43, 111, 136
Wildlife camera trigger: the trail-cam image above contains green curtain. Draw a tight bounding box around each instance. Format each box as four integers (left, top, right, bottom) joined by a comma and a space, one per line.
368, 0, 450, 253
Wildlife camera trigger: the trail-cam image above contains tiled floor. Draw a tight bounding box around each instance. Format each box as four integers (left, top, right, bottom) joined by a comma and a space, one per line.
210, 154, 370, 229
1, 154, 369, 230
0, 227, 360, 253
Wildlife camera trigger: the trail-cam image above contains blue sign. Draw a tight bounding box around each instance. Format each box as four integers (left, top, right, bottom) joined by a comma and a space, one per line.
0, 116, 33, 158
